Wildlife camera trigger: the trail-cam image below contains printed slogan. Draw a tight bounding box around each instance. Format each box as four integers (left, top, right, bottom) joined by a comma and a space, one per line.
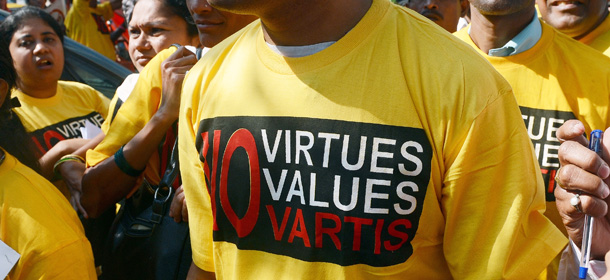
520, 106, 576, 201
30, 112, 104, 154
195, 117, 432, 267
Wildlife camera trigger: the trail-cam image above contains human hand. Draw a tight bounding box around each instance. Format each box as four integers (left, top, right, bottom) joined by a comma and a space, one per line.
59, 160, 89, 218
157, 46, 197, 121
555, 120, 610, 260
169, 185, 188, 223
39, 138, 89, 179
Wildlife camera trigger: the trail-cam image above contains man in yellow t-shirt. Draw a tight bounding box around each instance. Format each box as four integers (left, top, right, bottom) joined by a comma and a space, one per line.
65, 0, 121, 60
178, 0, 566, 279
537, 0, 610, 56
454, 1, 610, 278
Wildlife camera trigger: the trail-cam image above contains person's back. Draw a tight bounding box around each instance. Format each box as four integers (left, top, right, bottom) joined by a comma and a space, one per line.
64, 0, 119, 60
1, 150, 96, 280
178, 0, 565, 278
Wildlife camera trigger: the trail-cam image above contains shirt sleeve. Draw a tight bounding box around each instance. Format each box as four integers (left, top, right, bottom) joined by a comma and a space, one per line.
558, 240, 606, 280
17, 240, 97, 280
178, 64, 216, 272
101, 94, 119, 134
96, 1, 114, 23
95, 90, 110, 120
101, 73, 140, 133
441, 85, 567, 279
86, 50, 172, 168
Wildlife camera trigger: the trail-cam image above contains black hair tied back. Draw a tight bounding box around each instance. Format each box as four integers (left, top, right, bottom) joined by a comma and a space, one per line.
0, 26, 41, 172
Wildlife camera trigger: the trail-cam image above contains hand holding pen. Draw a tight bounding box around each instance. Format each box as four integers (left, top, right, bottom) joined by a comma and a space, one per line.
578, 129, 603, 278
555, 120, 610, 275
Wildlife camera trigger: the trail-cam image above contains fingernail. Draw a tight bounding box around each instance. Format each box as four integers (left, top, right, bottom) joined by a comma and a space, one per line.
600, 164, 610, 179
603, 185, 610, 199
574, 122, 585, 133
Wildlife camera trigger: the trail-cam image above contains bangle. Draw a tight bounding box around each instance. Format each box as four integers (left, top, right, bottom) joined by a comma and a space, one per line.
114, 145, 144, 177
53, 154, 85, 180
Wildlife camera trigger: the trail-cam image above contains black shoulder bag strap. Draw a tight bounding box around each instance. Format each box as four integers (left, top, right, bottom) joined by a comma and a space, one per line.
151, 136, 179, 224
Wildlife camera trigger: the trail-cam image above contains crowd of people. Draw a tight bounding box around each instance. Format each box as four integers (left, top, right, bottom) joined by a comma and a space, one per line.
3, 0, 610, 279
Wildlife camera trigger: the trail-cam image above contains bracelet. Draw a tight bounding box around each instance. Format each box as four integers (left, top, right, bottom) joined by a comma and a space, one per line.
52, 154, 85, 180
114, 145, 144, 177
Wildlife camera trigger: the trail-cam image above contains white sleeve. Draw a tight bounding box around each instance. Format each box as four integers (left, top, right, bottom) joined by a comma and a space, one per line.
558, 240, 606, 280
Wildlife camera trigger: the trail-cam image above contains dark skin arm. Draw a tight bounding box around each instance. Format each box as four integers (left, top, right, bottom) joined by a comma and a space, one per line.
57, 132, 105, 218
38, 138, 89, 180
81, 47, 197, 218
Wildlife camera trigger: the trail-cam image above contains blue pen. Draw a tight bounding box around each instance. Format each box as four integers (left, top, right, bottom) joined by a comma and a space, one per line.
580, 129, 603, 279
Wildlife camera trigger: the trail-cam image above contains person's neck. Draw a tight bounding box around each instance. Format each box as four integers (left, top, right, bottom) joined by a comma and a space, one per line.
468, 5, 536, 54
18, 81, 58, 99
574, 9, 609, 40
261, 0, 373, 46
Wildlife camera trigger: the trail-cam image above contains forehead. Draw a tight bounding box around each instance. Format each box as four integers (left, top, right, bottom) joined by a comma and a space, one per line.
131, 0, 181, 23
12, 18, 57, 39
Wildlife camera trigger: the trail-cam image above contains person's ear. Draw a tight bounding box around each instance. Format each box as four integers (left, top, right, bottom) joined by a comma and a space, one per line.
460, 0, 469, 18
0, 79, 8, 108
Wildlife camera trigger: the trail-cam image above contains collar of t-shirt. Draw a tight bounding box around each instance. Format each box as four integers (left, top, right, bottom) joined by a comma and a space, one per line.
469, 11, 542, 57
266, 41, 336, 58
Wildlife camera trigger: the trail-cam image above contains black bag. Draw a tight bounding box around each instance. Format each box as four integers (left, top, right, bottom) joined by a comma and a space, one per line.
101, 140, 191, 280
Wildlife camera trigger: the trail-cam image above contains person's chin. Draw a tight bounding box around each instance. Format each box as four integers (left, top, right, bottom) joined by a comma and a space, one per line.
199, 34, 223, 49
549, 13, 586, 30
421, 11, 443, 22
136, 58, 151, 68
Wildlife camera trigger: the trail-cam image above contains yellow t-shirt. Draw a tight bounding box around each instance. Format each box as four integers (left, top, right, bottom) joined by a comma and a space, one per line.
455, 22, 610, 279
65, 0, 116, 60
178, 0, 566, 279
87, 48, 176, 186
456, 22, 610, 233
579, 14, 610, 57
12, 81, 109, 155
0, 150, 96, 279
100, 73, 140, 133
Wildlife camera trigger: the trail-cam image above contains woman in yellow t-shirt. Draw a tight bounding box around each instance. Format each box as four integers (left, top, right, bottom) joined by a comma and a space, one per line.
56, 0, 203, 218
79, 0, 257, 221
0, 7, 110, 182
0, 32, 96, 280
